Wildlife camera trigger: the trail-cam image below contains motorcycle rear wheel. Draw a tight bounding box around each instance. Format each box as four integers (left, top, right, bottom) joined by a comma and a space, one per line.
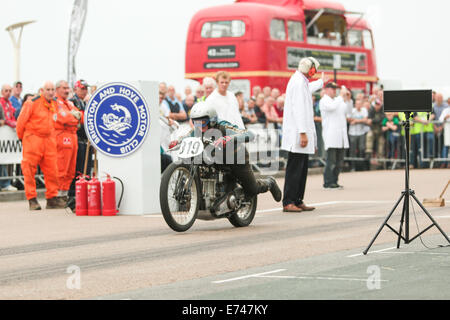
160, 163, 200, 232
227, 195, 257, 228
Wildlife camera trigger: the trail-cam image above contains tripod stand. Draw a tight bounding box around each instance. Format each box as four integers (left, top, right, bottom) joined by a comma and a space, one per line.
363, 113, 450, 255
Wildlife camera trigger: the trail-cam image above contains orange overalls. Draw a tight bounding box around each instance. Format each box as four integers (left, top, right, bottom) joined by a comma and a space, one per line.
55, 95, 81, 192
16, 96, 59, 200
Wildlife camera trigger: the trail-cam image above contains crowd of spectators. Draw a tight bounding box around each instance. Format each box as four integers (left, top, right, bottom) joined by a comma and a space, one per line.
0, 80, 94, 199
159, 80, 450, 171
1, 77, 449, 194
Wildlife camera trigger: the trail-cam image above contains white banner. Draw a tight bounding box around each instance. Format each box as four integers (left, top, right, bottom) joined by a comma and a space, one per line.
0, 126, 22, 164
67, 0, 88, 87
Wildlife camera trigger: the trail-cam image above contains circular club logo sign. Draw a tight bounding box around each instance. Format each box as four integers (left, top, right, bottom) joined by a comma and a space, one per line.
85, 82, 150, 157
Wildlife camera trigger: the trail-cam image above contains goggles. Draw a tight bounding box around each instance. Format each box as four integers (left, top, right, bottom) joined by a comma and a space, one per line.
193, 118, 210, 128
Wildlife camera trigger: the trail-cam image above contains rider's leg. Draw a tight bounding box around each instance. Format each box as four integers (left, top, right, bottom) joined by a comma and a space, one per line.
230, 164, 281, 202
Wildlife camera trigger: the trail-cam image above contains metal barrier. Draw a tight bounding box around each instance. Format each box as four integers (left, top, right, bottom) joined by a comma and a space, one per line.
1, 119, 449, 191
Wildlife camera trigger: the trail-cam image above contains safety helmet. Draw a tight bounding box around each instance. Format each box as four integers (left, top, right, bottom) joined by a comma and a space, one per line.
190, 101, 218, 124
298, 57, 320, 75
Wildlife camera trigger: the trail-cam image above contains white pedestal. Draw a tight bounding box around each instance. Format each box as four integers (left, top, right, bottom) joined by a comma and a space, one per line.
97, 81, 161, 215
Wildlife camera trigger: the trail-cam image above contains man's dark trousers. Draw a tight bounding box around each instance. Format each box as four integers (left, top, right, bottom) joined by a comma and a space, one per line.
282, 152, 309, 207
68, 141, 93, 198
324, 148, 345, 186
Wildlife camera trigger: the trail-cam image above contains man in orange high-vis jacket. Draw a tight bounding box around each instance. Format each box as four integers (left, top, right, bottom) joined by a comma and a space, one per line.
16, 81, 66, 211
55, 80, 82, 204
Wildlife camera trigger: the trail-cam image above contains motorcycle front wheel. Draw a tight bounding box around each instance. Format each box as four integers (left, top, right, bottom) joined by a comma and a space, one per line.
160, 163, 200, 232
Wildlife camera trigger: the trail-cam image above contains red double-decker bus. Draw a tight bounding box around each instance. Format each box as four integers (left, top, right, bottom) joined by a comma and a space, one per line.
185, 0, 378, 96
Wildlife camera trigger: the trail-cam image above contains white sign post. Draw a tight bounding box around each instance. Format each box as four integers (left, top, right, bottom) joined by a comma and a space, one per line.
0, 126, 22, 165
93, 81, 161, 215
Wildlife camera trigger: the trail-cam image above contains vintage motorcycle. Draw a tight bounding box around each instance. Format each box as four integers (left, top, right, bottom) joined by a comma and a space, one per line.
159, 136, 257, 232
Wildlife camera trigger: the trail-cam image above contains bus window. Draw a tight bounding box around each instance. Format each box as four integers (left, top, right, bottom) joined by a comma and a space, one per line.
305, 13, 345, 47
201, 20, 246, 38
287, 20, 304, 42
270, 19, 286, 40
347, 29, 362, 47
362, 30, 373, 49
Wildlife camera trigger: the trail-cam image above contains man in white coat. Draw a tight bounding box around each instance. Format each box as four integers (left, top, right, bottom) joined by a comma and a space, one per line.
281, 57, 326, 212
319, 82, 353, 189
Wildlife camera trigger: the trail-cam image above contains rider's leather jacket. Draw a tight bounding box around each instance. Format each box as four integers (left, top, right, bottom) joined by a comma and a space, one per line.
179, 120, 255, 165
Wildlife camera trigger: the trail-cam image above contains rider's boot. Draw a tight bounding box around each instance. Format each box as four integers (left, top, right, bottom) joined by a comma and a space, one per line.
263, 177, 282, 202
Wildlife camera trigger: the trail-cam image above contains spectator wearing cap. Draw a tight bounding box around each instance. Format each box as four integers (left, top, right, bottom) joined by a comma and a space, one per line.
365, 98, 386, 164
10, 81, 23, 119
67, 79, 93, 210
161, 85, 187, 123
319, 83, 353, 189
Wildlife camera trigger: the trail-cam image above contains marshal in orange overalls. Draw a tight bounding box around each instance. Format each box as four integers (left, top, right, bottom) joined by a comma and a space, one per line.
55, 95, 81, 192
16, 96, 59, 200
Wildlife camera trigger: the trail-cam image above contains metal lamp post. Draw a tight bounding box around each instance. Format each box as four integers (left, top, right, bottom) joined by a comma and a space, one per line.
5, 20, 36, 82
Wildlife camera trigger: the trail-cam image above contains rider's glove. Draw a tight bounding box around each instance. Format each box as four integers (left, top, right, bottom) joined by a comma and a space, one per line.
213, 136, 232, 149
169, 140, 179, 149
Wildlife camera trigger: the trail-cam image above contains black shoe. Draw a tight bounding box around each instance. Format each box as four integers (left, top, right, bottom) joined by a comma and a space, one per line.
46, 197, 66, 209
267, 177, 282, 202
29, 198, 42, 211
67, 196, 76, 210
329, 183, 344, 189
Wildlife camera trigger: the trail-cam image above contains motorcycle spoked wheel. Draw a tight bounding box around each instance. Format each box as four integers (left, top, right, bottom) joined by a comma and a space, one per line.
227, 195, 257, 228
160, 163, 201, 232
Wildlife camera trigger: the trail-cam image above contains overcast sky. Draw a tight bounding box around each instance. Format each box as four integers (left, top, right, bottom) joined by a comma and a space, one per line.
1, 0, 449, 96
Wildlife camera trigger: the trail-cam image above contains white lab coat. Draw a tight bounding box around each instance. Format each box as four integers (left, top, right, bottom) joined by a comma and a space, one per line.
281, 71, 323, 154
319, 94, 353, 150
439, 108, 450, 146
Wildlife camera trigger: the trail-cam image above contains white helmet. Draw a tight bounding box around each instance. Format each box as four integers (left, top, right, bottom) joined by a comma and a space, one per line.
190, 101, 218, 123
298, 57, 320, 74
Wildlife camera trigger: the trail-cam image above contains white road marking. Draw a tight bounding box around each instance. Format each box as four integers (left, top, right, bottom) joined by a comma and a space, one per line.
377, 251, 450, 256
255, 200, 394, 214
212, 269, 286, 284
347, 246, 397, 258
258, 275, 388, 283
319, 215, 379, 218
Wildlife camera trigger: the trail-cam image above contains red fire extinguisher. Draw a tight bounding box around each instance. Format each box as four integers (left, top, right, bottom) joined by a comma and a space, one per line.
88, 174, 102, 216
102, 174, 117, 216
101, 174, 124, 216
75, 175, 88, 216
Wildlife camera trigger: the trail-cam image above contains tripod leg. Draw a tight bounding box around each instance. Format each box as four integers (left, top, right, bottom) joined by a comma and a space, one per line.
363, 192, 406, 255
410, 192, 450, 244
396, 194, 407, 249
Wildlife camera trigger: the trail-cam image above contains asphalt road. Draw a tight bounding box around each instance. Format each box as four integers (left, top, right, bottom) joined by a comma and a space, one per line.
0, 169, 449, 300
